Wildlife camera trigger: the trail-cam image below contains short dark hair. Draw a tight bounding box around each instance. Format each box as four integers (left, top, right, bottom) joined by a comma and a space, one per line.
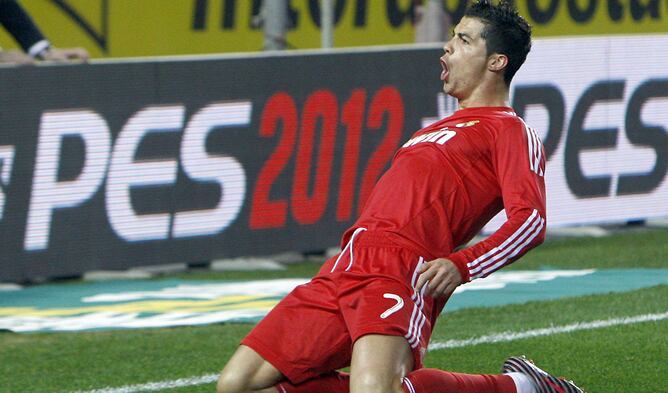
464, 0, 532, 85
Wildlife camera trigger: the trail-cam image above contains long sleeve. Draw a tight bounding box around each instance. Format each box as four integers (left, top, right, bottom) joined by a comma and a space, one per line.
0, 0, 49, 55
448, 120, 547, 282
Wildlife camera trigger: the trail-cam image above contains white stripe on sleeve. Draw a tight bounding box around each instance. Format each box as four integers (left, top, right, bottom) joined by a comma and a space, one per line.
467, 210, 539, 274
525, 126, 536, 173
474, 216, 545, 279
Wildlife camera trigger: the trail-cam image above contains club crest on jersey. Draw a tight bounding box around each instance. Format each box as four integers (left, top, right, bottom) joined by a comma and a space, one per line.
455, 120, 480, 128
402, 128, 457, 148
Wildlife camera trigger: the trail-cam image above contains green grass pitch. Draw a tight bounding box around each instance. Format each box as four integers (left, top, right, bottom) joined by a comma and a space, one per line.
1, 228, 667, 392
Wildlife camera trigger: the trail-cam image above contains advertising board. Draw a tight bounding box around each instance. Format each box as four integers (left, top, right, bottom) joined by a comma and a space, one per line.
0, 35, 666, 281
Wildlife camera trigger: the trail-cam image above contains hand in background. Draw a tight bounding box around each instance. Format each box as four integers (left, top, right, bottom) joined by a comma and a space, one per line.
41, 47, 89, 62
0, 49, 34, 64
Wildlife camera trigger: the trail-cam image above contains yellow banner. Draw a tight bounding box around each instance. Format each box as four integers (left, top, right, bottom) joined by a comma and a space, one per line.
516, 0, 668, 36
0, 1, 666, 58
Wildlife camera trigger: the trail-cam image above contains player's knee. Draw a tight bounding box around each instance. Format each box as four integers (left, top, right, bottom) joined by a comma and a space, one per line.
351, 369, 403, 393
216, 368, 249, 393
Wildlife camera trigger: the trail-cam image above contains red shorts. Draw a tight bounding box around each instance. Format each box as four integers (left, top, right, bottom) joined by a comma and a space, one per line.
241, 230, 441, 384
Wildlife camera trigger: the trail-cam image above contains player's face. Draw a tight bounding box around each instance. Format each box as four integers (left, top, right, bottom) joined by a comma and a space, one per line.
440, 17, 490, 100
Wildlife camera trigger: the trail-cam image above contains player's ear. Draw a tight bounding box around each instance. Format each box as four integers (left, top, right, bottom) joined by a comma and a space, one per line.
488, 53, 508, 73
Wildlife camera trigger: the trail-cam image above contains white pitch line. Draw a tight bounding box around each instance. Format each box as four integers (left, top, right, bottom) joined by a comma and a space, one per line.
75, 311, 668, 393
73, 375, 219, 393
428, 311, 668, 350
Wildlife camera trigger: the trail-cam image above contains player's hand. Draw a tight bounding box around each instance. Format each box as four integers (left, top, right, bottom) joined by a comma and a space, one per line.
0, 49, 34, 65
41, 47, 89, 63
416, 258, 463, 298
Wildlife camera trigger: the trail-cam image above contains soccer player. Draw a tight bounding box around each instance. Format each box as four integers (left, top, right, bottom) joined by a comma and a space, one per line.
218, 1, 584, 392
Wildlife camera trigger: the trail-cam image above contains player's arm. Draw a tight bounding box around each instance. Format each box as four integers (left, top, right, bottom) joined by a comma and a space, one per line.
0, 0, 49, 58
449, 120, 547, 283
0, 0, 89, 62
417, 121, 547, 297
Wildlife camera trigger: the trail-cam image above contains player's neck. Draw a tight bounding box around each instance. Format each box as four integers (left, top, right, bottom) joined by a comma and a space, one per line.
457, 80, 509, 110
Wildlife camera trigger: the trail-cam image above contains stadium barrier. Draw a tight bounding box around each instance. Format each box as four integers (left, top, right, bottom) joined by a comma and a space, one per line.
0, 35, 666, 282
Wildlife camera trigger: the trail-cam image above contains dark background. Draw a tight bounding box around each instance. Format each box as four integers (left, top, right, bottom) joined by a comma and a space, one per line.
0, 48, 445, 282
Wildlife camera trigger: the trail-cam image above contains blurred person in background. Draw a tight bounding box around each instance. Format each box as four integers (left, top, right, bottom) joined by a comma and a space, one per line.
414, 0, 451, 43
0, 0, 88, 64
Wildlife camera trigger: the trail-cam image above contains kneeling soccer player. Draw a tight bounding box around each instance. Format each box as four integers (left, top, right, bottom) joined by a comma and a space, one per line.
218, 1, 584, 392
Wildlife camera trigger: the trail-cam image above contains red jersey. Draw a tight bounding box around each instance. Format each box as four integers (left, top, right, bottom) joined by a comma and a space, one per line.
344, 106, 547, 282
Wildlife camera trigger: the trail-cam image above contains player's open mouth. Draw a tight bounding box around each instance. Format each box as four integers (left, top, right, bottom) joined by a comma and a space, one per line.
440, 58, 449, 82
